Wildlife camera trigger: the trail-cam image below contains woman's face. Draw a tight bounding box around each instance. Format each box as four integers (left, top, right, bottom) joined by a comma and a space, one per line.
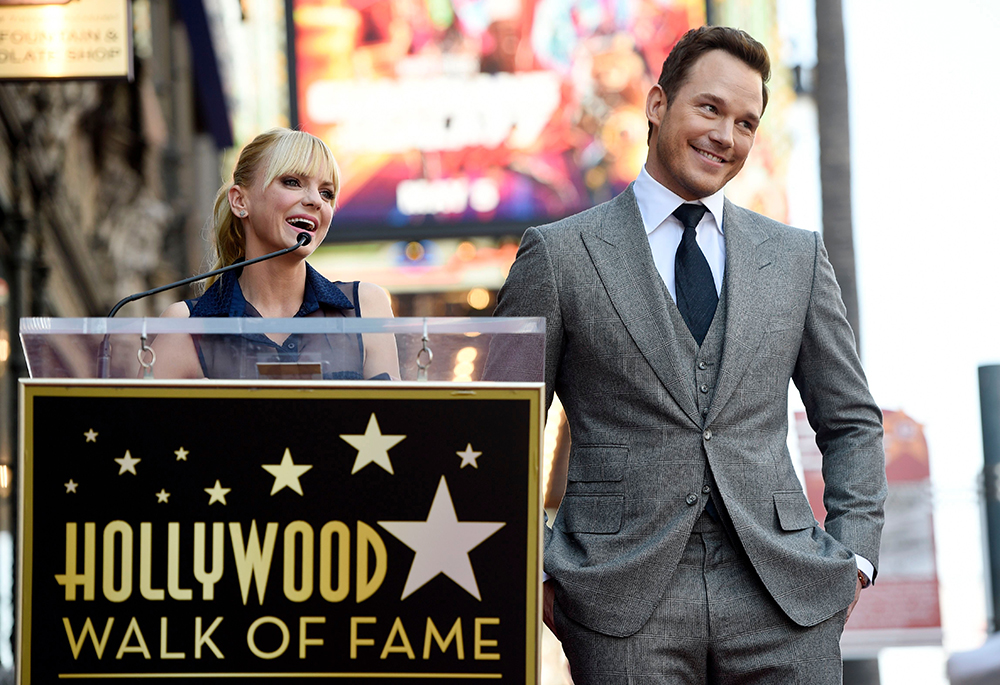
239, 168, 336, 258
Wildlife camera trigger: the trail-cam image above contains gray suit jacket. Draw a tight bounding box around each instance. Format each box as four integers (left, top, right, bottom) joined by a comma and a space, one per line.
491, 185, 887, 638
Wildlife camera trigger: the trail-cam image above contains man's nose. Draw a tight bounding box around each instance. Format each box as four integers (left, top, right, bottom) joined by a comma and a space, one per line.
708, 119, 735, 148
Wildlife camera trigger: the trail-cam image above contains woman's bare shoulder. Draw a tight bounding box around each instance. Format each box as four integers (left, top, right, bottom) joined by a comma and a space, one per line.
357, 282, 394, 317
161, 301, 192, 318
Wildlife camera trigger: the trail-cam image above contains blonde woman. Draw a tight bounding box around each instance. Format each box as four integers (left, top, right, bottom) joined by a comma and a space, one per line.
156, 128, 399, 380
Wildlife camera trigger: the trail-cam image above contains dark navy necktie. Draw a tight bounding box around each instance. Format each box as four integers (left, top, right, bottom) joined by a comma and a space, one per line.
673, 203, 717, 346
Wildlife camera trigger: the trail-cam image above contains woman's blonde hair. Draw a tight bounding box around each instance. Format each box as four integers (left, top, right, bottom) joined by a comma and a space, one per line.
206, 128, 341, 286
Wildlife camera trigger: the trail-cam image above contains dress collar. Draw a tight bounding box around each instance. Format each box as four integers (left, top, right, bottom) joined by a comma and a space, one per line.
190, 262, 354, 317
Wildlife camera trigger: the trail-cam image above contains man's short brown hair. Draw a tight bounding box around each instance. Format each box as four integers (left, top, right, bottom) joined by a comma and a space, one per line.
649, 26, 771, 139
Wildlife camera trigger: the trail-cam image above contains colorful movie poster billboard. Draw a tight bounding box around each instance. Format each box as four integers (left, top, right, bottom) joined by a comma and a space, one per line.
292, 0, 706, 238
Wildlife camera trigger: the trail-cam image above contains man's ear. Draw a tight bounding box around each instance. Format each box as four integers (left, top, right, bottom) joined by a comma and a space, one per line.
645, 84, 668, 129
228, 185, 248, 217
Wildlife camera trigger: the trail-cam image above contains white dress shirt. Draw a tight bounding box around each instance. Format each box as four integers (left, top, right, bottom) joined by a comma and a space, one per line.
633, 165, 727, 300
629, 165, 874, 586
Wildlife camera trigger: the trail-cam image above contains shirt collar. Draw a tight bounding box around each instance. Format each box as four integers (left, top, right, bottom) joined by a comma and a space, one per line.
190, 262, 354, 317
633, 164, 726, 236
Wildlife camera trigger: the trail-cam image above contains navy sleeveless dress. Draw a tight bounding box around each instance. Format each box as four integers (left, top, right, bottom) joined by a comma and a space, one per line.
184, 263, 379, 380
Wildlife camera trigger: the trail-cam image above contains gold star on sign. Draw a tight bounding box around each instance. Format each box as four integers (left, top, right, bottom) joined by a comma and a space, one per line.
261, 448, 313, 495
457, 443, 482, 469
174, 447, 189, 461
340, 413, 406, 475
204, 480, 231, 505
84, 429, 98, 442
155, 489, 170, 503
115, 450, 140, 475
64, 479, 78, 493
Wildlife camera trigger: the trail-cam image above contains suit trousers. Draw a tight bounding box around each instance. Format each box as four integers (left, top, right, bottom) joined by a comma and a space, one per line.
552, 511, 848, 684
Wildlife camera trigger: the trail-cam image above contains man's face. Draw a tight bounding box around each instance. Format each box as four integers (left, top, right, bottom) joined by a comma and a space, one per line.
645, 50, 763, 200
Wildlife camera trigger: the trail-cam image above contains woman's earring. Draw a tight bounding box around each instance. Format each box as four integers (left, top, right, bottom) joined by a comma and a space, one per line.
239, 211, 247, 217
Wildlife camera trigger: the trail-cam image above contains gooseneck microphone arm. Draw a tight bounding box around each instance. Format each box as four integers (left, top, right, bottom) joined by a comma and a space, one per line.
107, 231, 313, 317
97, 232, 313, 377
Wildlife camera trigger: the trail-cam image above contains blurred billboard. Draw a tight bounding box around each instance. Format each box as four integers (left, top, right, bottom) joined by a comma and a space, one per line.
291, 0, 706, 239
796, 409, 944, 655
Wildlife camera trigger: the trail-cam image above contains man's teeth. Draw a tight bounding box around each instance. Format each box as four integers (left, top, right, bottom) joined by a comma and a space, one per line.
287, 218, 316, 230
697, 149, 724, 163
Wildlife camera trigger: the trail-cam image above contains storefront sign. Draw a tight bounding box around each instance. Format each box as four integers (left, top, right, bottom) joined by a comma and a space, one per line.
0, 0, 132, 80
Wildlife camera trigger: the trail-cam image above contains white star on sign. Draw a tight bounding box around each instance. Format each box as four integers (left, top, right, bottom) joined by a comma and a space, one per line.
262, 448, 313, 495
379, 476, 505, 600
174, 447, 189, 461
155, 489, 170, 503
457, 443, 482, 469
340, 413, 406, 475
65, 479, 78, 493
84, 429, 98, 443
115, 450, 140, 475
205, 480, 231, 505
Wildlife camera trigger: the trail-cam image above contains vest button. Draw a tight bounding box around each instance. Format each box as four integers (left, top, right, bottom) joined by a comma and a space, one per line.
685, 494, 698, 505
698, 361, 708, 370
703, 429, 712, 441
702, 485, 711, 494
699, 384, 709, 393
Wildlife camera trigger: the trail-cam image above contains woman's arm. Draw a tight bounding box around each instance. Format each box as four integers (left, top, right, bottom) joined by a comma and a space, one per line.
357, 282, 400, 380
145, 302, 205, 379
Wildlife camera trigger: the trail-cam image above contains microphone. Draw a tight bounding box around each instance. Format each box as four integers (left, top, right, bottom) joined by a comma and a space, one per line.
97, 231, 313, 376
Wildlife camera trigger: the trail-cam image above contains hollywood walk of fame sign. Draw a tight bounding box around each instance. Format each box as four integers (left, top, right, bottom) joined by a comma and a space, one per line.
19, 380, 543, 683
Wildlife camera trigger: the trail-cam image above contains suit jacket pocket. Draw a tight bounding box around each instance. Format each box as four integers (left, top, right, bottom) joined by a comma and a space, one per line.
773, 491, 819, 531
561, 446, 628, 533
567, 445, 627, 482
560, 494, 624, 534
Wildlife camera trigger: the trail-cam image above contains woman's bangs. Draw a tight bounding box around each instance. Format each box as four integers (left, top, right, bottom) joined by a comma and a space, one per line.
262, 134, 338, 188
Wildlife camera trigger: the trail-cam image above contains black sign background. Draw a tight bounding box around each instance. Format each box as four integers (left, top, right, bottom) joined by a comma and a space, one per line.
21, 383, 541, 683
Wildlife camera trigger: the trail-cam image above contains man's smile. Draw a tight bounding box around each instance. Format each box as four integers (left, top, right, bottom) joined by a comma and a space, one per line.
693, 146, 726, 164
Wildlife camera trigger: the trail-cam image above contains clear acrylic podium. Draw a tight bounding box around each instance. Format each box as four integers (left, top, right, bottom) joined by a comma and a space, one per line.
19, 317, 545, 382
17, 317, 546, 684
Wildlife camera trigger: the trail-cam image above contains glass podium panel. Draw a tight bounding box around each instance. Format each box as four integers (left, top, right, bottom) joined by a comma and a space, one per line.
19, 317, 544, 382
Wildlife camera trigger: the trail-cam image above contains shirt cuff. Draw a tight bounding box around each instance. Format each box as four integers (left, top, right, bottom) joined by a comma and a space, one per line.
855, 555, 874, 586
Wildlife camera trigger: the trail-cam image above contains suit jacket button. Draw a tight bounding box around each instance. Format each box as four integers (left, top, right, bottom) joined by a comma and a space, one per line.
703, 429, 712, 440
685, 494, 698, 505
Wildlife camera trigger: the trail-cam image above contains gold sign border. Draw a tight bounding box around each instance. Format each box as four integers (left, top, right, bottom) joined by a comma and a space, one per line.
18, 379, 544, 684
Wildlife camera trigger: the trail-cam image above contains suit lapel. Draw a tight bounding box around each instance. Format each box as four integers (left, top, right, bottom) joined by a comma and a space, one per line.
705, 200, 774, 424
581, 185, 702, 427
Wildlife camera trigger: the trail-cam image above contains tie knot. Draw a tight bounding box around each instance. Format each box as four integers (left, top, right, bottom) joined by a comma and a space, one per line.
672, 203, 707, 231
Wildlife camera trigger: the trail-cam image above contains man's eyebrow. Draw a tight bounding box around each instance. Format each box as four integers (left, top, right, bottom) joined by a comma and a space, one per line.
696, 92, 761, 123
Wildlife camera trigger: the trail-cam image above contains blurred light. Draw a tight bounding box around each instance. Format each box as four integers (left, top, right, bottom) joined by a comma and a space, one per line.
585, 166, 608, 190
1, 466, 8, 490
404, 241, 426, 261
456, 347, 478, 363
453, 374, 472, 382
469, 178, 500, 212
456, 241, 477, 261
543, 396, 565, 501
464, 332, 481, 338
454, 362, 475, 377
467, 288, 490, 310
0, 338, 7, 364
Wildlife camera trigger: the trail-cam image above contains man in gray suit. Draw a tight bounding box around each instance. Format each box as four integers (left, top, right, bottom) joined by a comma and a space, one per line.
491, 26, 886, 683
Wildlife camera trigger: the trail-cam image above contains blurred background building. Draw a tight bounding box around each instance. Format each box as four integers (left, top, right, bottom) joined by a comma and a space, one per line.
2, 0, 999, 683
